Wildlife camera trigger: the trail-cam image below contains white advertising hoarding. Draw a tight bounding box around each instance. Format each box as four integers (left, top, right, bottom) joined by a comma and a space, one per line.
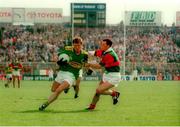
125, 11, 162, 26
176, 11, 180, 26
12, 8, 25, 23
0, 8, 12, 23
25, 8, 63, 23
0, 8, 63, 24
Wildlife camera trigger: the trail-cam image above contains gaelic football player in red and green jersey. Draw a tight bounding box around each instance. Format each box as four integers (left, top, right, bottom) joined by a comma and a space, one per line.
9, 59, 23, 88
86, 39, 121, 110
39, 37, 88, 111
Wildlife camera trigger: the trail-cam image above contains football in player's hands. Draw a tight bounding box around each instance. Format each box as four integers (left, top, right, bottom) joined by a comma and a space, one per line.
57, 53, 70, 66
58, 53, 70, 62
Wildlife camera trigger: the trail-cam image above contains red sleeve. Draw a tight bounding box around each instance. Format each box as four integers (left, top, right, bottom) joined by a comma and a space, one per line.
95, 49, 103, 57
100, 54, 114, 67
18, 64, 23, 69
9, 63, 13, 68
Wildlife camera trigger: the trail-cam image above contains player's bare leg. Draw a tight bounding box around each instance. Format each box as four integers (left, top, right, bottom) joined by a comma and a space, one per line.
48, 81, 69, 104
8, 79, 12, 87
5, 78, 12, 88
39, 81, 70, 111
17, 77, 20, 88
8, 79, 12, 85
12, 76, 15, 88
87, 82, 120, 110
97, 83, 120, 105
74, 77, 81, 98
51, 81, 60, 92
101, 85, 120, 105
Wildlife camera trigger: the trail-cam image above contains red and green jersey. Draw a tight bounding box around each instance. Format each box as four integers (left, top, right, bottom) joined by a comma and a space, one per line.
95, 47, 120, 73
58, 48, 88, 79
9, 62, 23, 71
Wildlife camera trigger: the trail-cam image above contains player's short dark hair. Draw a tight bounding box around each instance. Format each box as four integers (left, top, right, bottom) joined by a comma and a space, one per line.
103, 39, 113, 47
73, 37, 83, 44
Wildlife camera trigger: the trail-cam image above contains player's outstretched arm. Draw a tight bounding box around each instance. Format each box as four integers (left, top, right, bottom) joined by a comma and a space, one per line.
85, 63, 101, 69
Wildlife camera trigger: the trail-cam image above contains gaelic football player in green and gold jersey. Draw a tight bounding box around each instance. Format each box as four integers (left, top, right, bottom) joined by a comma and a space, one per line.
39, 37, 88, 111
4, 63, 13, 88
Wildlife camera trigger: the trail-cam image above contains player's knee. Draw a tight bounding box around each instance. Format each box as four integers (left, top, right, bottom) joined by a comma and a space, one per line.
51, 88, 55, 92
51, 86, 57, 92
96, 89, 101, 94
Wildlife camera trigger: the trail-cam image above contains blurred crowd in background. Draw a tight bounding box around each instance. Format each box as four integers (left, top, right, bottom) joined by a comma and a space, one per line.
0, 23, 179, 76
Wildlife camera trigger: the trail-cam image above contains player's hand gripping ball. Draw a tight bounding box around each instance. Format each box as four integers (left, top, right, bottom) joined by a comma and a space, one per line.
57, 53, 70, 66
58, 53, 70, 62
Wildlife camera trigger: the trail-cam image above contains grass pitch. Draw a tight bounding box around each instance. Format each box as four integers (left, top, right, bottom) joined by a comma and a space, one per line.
0, 80, 179, 126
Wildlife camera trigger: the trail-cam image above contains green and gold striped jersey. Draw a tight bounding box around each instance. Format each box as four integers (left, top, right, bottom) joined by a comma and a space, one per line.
5, 66, 13, 74
58, 46, 88, 79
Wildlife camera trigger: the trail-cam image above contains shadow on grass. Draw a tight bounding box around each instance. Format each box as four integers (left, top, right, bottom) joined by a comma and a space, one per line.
14, 109, 98, 113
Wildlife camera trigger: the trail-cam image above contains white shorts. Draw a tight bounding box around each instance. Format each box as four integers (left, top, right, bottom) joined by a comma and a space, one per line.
102, 72, 121, 87
6, 74, 12, 79
132, 70, 138, 77
49, 74, 54, 79
55, 71, 76, 86
12, 71, 20, 76
79, 69, 83, 78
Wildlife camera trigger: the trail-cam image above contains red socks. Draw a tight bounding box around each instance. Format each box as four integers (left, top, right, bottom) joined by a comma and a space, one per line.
88, 104, 96, 109
111, 91, 116, 97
